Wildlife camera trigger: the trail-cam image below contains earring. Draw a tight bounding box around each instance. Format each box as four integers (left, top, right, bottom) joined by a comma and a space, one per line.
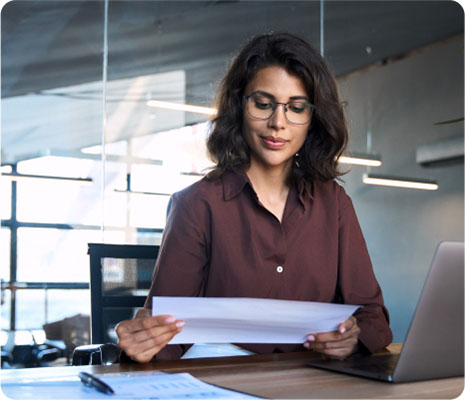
294, 153, 300, 168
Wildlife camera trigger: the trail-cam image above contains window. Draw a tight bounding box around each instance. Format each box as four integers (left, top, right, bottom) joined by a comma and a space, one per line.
1, 228, 10, 281
0, 170, 12, 220
16, 228, 102, 283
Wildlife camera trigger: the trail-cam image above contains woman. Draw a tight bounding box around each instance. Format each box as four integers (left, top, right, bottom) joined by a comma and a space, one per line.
116, 32, 392, 362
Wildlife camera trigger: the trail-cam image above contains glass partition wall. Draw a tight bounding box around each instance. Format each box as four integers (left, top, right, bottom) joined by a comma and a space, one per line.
1, 1, 321, 361
1, 1, 106, 348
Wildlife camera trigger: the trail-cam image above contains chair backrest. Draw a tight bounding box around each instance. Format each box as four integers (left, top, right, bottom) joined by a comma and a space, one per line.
88, 243, 159, 344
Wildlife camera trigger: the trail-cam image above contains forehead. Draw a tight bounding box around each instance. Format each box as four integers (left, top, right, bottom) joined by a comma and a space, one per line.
245, 66, 308, 98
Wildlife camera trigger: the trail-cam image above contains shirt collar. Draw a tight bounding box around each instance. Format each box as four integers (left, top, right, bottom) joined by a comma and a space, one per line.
222, 170, 314, 205
296, 178, 315, 208
221, 170, 249, 201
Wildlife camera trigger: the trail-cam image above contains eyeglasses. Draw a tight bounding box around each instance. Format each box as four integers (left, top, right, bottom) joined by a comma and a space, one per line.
244, 94, 315, 125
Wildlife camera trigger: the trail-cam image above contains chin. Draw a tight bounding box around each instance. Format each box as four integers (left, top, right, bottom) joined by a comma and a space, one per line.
255, 153, 293, 170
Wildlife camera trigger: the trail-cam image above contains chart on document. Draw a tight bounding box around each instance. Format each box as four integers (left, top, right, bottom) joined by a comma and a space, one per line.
1, 371, 260, 399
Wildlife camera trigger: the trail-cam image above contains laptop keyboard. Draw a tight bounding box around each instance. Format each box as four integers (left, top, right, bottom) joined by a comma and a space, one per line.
344, 354, 400, 373
307, 353, 400, 375
353, 359, 397, 373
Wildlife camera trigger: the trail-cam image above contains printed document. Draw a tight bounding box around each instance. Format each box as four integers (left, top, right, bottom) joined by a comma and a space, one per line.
152, 297, 360, 344
1, 371, 260, 399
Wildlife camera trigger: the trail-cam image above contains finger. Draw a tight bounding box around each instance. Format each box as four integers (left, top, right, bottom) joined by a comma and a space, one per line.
305, 335, 357, 351
304, 339, 357, 359
117, 318, 184, 354
318, 336, 359, 358
130, 323, 182, 353
129, 319, 184, 344
307, 320, 359, 343
307, 331, 345, 343
116, 314, 176, 336
319, 346, 354, 359
124, 323, 184, 362
134, 308, 151, 318
116, 316, 168, 336
135, 314, 177, 331
119, 319, 184, 349
338, 316, 357, 334
130, 337, 171, 363
121, 321, 184, 359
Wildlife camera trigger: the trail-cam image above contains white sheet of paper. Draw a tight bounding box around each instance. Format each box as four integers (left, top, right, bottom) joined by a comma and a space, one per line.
152, 297, 360, 344
1, 371, 260, 399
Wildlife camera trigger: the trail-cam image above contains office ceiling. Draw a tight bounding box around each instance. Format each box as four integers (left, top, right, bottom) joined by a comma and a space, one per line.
2, 0, 463, 98
1, 0, 463, 164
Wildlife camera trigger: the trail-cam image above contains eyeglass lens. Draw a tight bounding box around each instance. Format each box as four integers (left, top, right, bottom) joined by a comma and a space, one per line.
246, 94, 313, 125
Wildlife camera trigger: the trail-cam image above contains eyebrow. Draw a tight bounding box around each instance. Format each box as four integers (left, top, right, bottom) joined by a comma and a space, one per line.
250, 90, 311, 102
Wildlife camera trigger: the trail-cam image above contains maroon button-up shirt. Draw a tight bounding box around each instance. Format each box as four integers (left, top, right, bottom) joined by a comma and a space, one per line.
145, 171, 392, 359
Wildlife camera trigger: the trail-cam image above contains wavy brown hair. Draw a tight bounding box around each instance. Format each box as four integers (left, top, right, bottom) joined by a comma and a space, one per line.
207, 32, 348, 183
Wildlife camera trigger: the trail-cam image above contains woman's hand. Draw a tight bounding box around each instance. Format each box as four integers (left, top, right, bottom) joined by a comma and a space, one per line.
115, 308, 185, 363
303, 316, 360, 359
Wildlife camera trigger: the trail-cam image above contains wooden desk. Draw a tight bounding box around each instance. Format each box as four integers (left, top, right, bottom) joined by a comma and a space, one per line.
1, 344, 463, 399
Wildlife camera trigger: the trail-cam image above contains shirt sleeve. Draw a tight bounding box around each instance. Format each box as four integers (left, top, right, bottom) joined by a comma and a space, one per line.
337, 190, 393, 353
143, 190, 210, 360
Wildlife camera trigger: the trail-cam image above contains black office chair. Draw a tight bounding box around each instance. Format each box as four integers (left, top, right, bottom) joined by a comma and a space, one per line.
72, 243, 159, 365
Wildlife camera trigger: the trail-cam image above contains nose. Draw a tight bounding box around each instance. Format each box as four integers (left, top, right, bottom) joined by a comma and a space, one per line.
268, 103, 287, 129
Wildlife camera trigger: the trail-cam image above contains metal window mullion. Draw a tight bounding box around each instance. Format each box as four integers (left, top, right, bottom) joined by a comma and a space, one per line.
9, 165, 18, 331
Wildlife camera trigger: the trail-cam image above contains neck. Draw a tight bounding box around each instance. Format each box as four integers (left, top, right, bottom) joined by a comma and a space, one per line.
246, 159, 292, 200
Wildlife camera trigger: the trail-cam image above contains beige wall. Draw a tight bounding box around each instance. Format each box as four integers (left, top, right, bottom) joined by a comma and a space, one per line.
337, 35, 464, 341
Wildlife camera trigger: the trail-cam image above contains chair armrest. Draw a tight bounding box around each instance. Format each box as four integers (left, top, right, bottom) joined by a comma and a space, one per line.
72, 343, 121, 366
37, 347, 60, 363
1, 350, 12, 366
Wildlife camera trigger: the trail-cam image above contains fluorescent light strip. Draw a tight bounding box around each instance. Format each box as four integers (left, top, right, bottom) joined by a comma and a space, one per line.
146, 100, 217, 116
363, 173, 438, 191
1, 173, 93, 185
180, 171, 206, 177
114, 189, 171, 196
338, 155, 382, 167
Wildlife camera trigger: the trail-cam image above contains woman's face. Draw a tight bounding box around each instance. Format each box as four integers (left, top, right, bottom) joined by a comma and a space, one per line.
242, 66, 311, 174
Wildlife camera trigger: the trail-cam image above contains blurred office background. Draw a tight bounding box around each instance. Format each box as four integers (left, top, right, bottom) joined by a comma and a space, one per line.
1, 0, 463, 366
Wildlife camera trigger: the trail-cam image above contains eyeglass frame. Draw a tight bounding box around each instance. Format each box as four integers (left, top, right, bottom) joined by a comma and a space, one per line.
243, 94, 315, 126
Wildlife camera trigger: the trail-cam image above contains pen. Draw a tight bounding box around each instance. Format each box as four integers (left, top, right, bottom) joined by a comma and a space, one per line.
79, 371, 115, 395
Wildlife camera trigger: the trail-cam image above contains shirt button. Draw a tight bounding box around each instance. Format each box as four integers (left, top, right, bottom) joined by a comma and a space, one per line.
277, 266, 284, 273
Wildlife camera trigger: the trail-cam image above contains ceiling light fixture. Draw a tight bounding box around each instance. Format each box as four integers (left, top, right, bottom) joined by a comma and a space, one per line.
146, 100, 217, 116
338, 153, 382, 167
180, 171, 206, 177
114, 189, 171, 196
1, 172, 93, 185
362, 173, 438, 191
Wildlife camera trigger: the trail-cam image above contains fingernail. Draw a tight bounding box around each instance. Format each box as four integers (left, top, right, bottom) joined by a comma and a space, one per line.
307, 335, 315, 341
176, 321, 185, 328
165, 316, 175, 323
340, 327, 346, 334
303, 342, 310, 348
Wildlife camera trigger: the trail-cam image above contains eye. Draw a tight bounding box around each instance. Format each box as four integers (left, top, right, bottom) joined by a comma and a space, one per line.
288, 102, 308, 114
252, 96, 273, 110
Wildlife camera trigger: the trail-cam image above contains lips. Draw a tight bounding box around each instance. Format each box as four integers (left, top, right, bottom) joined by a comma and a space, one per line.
261, 136, 287, 149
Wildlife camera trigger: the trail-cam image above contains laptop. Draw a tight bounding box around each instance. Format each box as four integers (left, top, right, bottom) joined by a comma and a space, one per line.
306, 241, 464, 382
